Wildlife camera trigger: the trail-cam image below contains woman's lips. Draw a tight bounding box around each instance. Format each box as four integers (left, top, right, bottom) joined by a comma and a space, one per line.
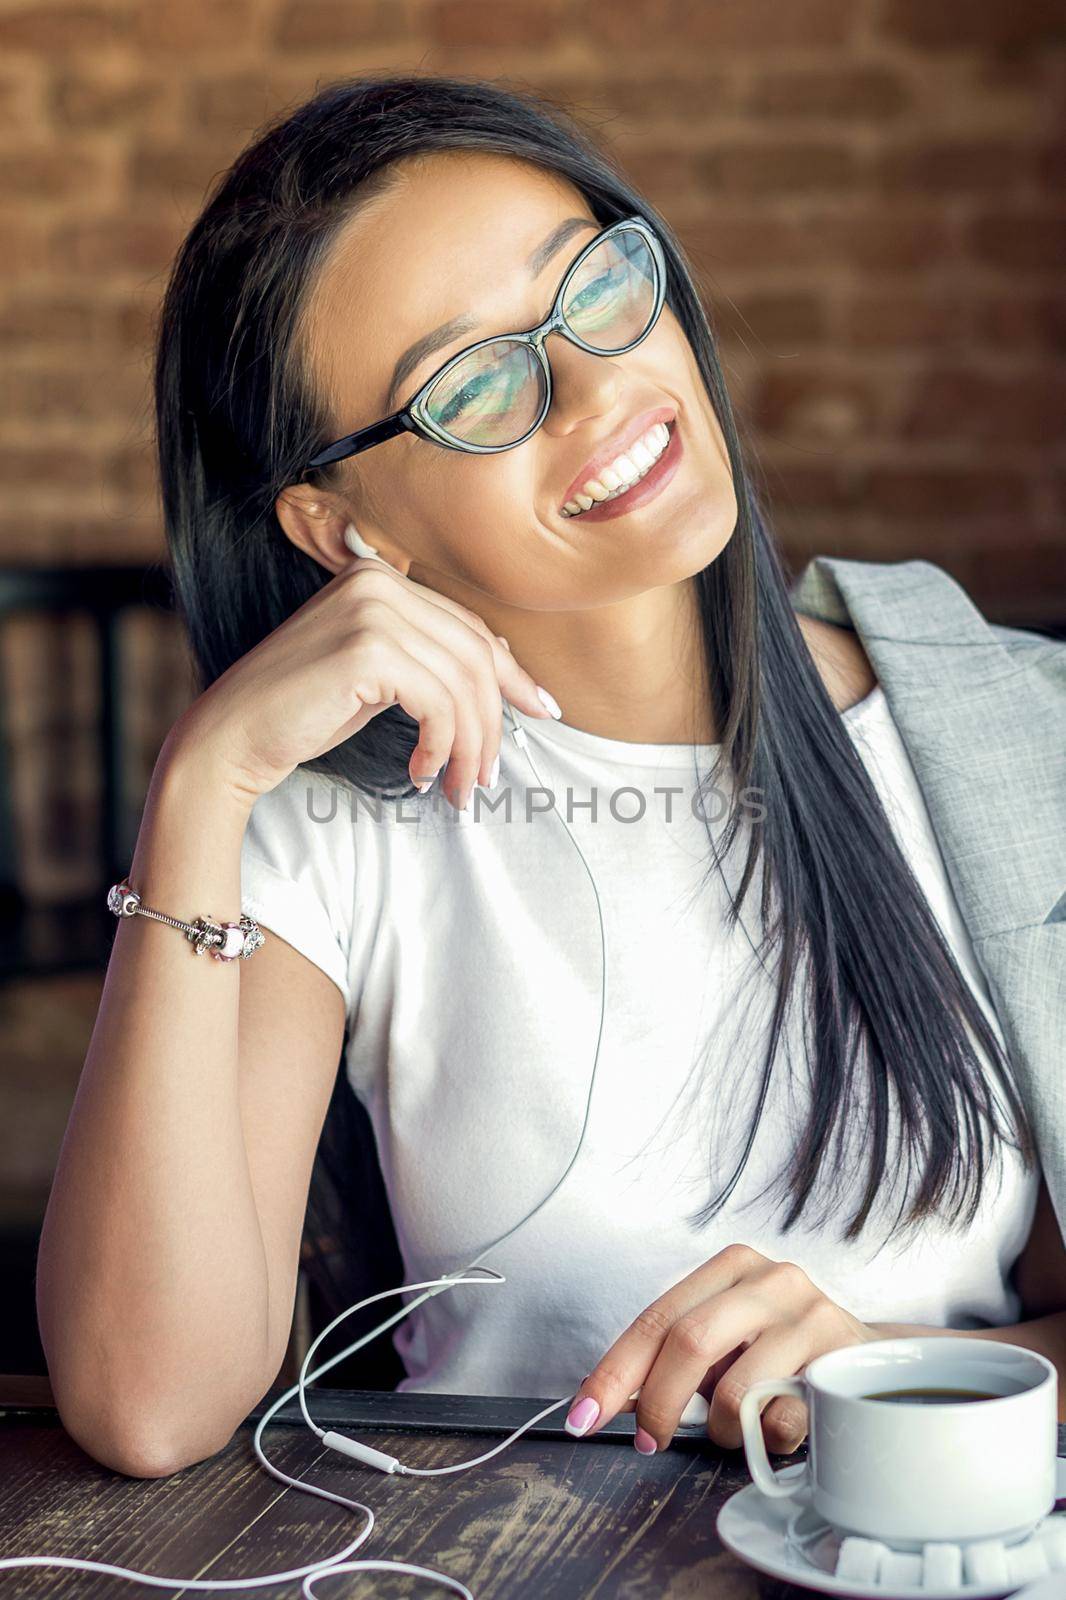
562, 417, 683, 524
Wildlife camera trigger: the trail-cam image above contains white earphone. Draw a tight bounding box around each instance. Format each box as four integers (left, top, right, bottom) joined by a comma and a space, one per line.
3, 702, 613, 1600
10, 660, 733, 1596
344, 521, 402, 572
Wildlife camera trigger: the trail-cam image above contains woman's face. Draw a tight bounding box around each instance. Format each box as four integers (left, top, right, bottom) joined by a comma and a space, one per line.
285, 150, 737, 617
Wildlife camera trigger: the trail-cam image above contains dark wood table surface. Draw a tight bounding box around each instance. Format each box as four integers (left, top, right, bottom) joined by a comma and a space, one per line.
0, 1373, 819, 1599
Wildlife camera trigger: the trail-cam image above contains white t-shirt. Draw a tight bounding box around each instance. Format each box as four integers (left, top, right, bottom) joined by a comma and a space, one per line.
239, 683, 1040, 1400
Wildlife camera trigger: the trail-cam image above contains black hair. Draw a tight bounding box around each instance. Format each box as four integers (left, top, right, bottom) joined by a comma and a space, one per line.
154, 73, 1035, 1363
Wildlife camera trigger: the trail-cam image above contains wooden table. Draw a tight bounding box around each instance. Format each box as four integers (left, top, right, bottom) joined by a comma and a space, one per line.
0, 1373, 810, 1598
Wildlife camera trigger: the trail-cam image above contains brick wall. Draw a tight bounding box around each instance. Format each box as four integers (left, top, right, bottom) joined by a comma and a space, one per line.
0, 0, 1064, 898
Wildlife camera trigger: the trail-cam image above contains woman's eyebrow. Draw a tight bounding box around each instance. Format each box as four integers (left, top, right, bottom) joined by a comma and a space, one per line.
384, 215, 600, 411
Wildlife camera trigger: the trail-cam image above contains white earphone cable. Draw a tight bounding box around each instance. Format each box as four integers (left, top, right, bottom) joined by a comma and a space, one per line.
5, 697, 611, 1599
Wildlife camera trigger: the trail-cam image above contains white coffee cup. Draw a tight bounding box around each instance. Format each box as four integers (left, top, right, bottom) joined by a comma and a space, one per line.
738, 1336, 1058, 1551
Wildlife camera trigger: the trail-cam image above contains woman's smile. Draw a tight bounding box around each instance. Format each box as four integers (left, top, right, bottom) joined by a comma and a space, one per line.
559, 411, 684, 525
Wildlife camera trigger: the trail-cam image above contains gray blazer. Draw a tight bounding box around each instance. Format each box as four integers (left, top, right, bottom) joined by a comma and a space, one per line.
790, 554, 1066, 1245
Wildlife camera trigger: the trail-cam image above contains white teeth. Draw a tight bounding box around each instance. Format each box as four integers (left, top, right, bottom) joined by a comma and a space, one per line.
561, 420, 673, 516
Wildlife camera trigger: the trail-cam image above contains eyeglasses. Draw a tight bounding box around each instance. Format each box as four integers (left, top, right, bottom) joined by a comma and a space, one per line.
302, 215, 667, 474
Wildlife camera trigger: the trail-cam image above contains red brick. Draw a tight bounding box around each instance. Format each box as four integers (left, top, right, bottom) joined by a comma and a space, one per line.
899, 367, 1066, 444
0, 444, 104, 492
114, 297, 160, 354
51, 217, 186, 274
428, 0, 564, 46
106, 443, 158, 497
1053, 471, 1066, 519
872, 140, 1038, 194
539, 72, 735, 123
580, 0, 855, 50
761, 461, 862, 510
880, 0, 1066, 54
969, 540, 1066, 614
135, 0, 263, 53
822, 209, 956, 270
865, 466, 1028, 518
0, 63, 45, 130
0, 213, 49, 275
747, 66, 909, 121
190, 73, 308, 137
0, 146, 110, 204
0, 293, 119, 352
723, 291, 829, 345
699, 142, 859, 195
968, 210, 1066, 269
128, 142, 230, 201
1038, 143, 1066, 194
49, 67, 176, 132
974, 292, 1066, 350
752, 367, 882, 441
273, 0, 410, 50
843, 291, 969, 347
0, 4, 124, 53
687, 208, 954, 272
0, 509, 163, 563
683, 214, 809, 270
621, 146, 711, 197
0, 362, 149, 424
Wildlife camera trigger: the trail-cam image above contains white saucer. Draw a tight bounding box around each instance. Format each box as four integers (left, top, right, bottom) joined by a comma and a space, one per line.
716, 1465, 1066, 1599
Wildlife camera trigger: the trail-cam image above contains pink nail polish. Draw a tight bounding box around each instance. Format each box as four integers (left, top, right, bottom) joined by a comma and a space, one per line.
634, 1427, 658, 1455
565, 1396, 600, 1437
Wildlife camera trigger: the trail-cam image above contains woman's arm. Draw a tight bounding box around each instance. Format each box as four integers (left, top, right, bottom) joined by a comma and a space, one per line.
34, 722, 347, 1478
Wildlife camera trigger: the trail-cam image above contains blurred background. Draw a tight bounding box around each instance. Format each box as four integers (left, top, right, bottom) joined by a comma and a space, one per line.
1, 1, 1064, 1385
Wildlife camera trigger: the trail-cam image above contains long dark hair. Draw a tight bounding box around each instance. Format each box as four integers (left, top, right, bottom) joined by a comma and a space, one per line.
154, 74, 1035, 1346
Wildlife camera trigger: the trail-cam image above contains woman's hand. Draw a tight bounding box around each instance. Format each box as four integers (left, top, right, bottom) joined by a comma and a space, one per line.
170, 554, 560, 812
565, 1243, 880, 1456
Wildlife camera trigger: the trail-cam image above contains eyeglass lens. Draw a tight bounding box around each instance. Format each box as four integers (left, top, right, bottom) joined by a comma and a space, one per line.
423, 227, 659, 448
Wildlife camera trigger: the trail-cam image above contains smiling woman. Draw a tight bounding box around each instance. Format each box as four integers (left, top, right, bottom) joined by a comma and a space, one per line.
35, 73, 1066, 1491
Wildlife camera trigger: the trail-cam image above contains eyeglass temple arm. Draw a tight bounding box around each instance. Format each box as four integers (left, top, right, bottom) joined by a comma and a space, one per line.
305, 411, 418, 471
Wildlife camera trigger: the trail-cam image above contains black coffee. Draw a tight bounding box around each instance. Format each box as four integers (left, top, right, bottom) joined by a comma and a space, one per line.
863, 1386, 1001, 1404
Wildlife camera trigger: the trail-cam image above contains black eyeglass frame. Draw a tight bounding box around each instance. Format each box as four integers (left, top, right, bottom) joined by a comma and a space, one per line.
301, 214, 667, 475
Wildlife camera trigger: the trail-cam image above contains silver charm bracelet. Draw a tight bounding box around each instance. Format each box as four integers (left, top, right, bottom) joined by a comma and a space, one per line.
107, 880, 266, 962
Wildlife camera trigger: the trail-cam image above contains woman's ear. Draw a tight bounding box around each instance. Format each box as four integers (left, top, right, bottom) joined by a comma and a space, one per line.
275, 490, 411, 576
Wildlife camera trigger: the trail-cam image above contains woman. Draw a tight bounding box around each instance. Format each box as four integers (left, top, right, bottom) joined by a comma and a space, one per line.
35, 74, 1066, 1479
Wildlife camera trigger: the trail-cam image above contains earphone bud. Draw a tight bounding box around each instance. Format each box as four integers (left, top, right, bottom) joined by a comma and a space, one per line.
344, 521, 402, 573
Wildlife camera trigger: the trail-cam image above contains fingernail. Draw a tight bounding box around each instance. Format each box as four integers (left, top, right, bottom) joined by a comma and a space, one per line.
488, 752, 500, 789
418, 777, 435, 794
497, 635, 509, 649
634, 1427, 658, 1455
536, 685, 562, 719
564, 1396, 600, 1437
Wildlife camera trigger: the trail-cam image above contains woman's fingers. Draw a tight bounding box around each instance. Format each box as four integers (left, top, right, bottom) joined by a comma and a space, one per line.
568, 1245, 764, 1439
388, 569, 560, 726
703, 1328, 813, 1452
381, 611, 497, 804
346, 633, 457, 788
631, 1288, 770, 1453
352, 570, 562, 799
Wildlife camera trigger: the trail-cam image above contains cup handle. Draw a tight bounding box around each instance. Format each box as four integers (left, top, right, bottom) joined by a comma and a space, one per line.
738, 1376, 811, 1498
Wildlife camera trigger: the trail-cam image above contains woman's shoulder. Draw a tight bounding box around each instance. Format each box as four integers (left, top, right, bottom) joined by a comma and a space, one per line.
798, 614, 879, 714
